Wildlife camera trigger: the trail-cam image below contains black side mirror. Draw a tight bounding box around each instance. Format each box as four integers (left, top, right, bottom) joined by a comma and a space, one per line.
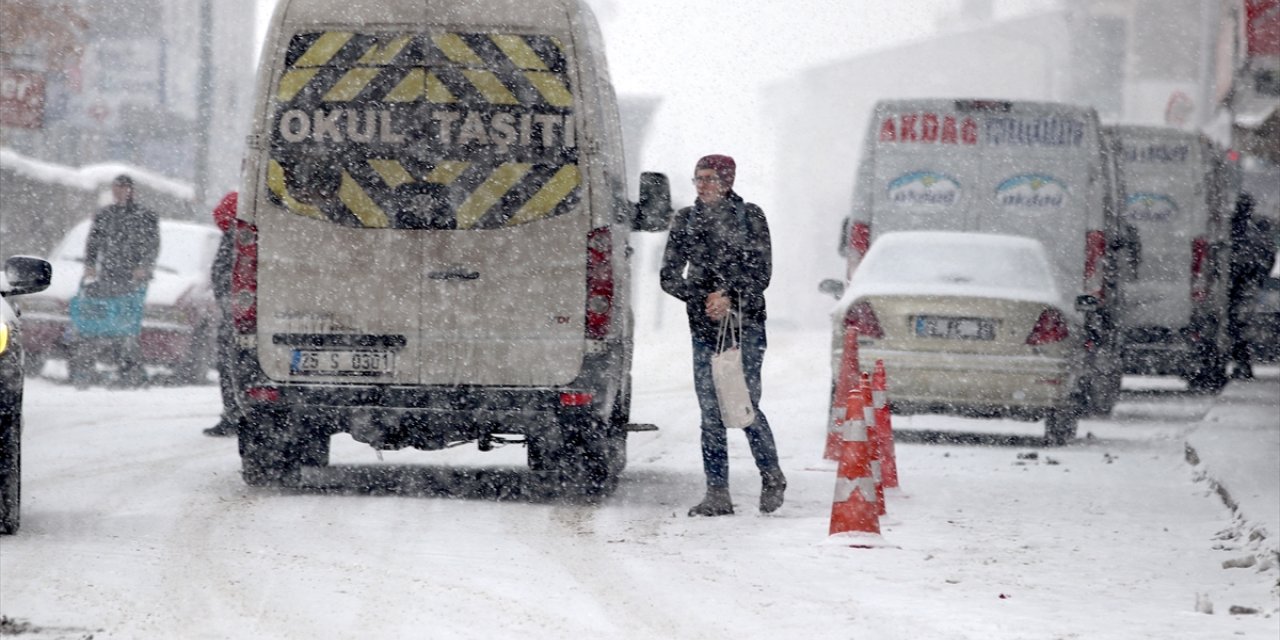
633, 172, 672, 232
3, 256, 52, 296
818, 278, 846, 299
1074, 294, 1100, 314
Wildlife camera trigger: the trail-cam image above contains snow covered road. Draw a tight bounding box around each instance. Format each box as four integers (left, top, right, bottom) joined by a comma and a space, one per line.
2, 329, 1277, 639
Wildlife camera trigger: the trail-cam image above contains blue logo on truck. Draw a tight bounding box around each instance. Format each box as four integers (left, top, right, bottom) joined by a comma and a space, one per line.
1124, 193, 1179, 222
886, 171, 961, 207
995, 174, 1067, 209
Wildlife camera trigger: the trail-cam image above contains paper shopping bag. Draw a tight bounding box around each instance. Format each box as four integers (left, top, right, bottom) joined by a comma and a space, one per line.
711, 314, 756, 429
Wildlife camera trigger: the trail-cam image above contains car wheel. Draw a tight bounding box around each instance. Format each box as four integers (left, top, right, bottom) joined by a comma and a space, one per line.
174, 324, 214, 385
1044, 408, 1077, 446
0, 413, 21, 535
23, 350, 47, 378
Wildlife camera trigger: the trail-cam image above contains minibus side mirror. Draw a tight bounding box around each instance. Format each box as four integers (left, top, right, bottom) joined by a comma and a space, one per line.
3, 256, 52, 297
633, 172, 672, 232
1075, 294, 1100, 314
818, 278, 846, 299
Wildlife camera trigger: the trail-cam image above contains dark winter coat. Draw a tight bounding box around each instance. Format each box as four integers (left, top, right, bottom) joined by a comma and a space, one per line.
83, 200, 160, 297
660, 191, 771, 342
212, 231, 234, 306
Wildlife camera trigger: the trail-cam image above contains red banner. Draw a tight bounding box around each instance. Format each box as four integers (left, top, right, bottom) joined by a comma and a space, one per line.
0, 69, 46, 129
1247, 0, 1280, 57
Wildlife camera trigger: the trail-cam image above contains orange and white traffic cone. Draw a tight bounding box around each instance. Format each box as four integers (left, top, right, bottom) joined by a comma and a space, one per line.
861, 373, 886, 516
824, 324, 860, 461
827, 384, 883, 545
873, 360, 900, 489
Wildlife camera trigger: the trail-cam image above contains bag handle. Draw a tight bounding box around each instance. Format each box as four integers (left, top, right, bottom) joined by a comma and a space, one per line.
716, 310, 742, 354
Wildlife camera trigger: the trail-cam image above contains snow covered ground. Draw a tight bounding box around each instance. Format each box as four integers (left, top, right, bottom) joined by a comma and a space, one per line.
1, 327, 1277, 639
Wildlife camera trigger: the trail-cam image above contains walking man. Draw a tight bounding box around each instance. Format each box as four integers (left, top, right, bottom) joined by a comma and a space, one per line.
660, 154, 786, 516
75, 174, 160, 385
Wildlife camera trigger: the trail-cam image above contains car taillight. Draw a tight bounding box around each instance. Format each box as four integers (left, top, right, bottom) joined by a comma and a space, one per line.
585, 226, 613, 340
1190, 236, 1209, 303
1083, 230, 1106, 301
845, 301, 884, 339
1027, 308, 1070, 346
231, 219, 259, 334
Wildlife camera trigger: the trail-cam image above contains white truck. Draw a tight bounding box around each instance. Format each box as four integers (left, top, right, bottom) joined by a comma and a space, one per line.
824, 99, 1127, 417
1108, 125, 1235, 392
229, 0, 672, 495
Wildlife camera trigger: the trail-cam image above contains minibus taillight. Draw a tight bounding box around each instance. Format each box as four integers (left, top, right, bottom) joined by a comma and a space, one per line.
845, 301, 884, 339
1190, 237, 1209, 303
231, 219, 259, 334
1083, 230, 1106, 301
585, 227, 613, 340
1026, 308, 1070, 346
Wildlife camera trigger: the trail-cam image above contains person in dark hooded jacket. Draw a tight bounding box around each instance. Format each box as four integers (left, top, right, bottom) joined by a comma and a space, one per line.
203, 191, 243, 437
660, 154, 785, 516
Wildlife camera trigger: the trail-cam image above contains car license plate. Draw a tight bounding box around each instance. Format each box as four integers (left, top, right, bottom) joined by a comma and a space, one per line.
915, 316, 996, 340
290, 349, 395, 376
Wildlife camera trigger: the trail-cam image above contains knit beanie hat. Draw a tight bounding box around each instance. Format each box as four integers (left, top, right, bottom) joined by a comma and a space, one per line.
212, 191, 238, 232
695, 154, 736, 189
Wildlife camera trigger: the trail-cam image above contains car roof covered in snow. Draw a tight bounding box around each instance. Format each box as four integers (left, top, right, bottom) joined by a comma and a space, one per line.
834, 231, 1067, 317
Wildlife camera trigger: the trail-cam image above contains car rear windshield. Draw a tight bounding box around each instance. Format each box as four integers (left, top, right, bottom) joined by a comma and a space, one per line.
267, 30, 581, 230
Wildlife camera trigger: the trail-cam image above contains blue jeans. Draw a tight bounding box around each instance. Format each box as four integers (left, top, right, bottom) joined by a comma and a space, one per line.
691, 321, 781, 488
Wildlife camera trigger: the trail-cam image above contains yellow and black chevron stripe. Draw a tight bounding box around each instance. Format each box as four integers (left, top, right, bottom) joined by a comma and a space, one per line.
267, 156, 582, 230
267, 30, 580, 230
276, 31, 572, 109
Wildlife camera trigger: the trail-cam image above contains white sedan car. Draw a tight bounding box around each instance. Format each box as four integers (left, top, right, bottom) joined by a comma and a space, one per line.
830, 231, 1087, 444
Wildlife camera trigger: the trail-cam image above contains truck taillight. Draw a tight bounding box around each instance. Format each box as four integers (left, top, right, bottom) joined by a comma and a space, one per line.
850, 222, 871, 258
1083, 230, 1106, 301
845, 301, 884, 339
585, 226, 613, 340
846, 222, 871, 280
1026, 308, 1070, 346
1190, 236, 1209, 303
231, 219, 258, 334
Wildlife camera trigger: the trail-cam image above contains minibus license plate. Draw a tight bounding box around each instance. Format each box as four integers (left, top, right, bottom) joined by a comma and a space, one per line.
291, 350, 394, 376
915, 316, 996, 340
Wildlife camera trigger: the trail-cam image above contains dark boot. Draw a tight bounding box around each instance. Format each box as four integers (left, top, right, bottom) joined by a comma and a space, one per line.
760, 469, 787, 514
688, 487, 734, 517
203, 415, 240, 437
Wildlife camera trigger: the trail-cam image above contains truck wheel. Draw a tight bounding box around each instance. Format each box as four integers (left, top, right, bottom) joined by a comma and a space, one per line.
0, 413, 21, 535
1079, 367, 1121, 417
1185, 344, 1228, 394
238, 409, 307, 487
1044, 408, 1077, 446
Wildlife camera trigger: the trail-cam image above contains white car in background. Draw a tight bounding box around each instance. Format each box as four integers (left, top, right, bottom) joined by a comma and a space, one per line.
19, 219, 222, 385
832, 231, 1087, 444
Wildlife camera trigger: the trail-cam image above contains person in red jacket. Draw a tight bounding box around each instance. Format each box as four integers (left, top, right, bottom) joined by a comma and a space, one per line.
203, 192, 242, 437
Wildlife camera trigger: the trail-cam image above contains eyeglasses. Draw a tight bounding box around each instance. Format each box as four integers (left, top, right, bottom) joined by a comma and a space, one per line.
692, 176, 721, 185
